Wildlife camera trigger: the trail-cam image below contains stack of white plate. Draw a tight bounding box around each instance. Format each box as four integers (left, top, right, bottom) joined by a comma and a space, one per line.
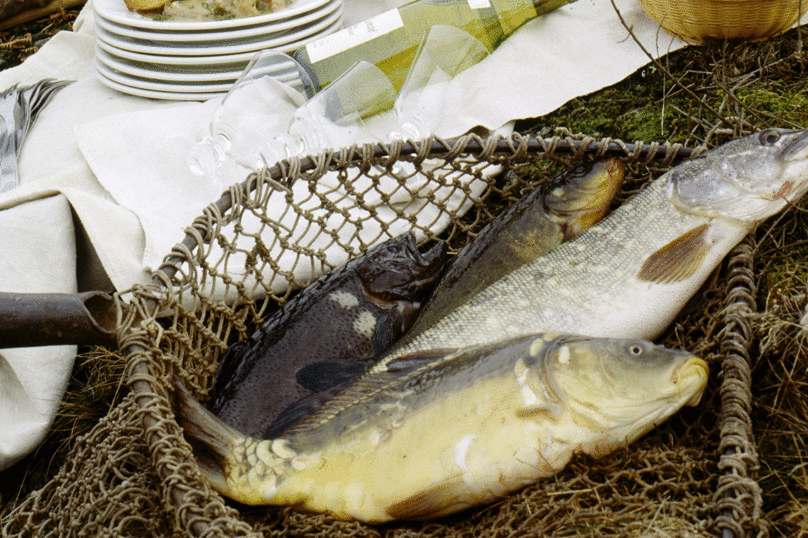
92, 0, 343, 100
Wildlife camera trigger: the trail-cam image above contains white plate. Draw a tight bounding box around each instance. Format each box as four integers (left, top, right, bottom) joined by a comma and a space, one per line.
96, 45, 300, 83
94, 15, 340, 65
94, 0, 340, 41
96, 57, 240, 93
94, 0, 331, 31
96, 46, 249, 81
95, 5, 342, 56
94, 61, 224, 100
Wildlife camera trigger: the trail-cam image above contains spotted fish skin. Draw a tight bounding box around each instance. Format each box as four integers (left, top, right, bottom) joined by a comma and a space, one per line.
210, 232, 448, 439
175, 333, 708, 523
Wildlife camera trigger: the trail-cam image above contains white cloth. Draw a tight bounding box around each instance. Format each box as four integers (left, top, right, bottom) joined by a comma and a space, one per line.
0, 195, 77, 470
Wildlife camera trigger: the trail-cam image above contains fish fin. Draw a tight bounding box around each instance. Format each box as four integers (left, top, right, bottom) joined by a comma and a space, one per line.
280, 373, 399, 435
295, 360, 369, 393
384, 349, 452, 372
385, 476, 467, 520
371, 301, 421, 355
172, 377, 241, 494
515, 402, 565, 420
636, 223, 713, 284
281, 349, 452, 436
266, 382, 349, 438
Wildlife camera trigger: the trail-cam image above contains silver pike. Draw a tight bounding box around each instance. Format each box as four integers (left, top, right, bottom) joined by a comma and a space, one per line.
374, 129, 808, 370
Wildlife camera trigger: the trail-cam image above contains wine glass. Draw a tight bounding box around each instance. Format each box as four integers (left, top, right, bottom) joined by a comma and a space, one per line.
265, 60, 397, 163
387, 25, 490, 142
188, 54, 396, 191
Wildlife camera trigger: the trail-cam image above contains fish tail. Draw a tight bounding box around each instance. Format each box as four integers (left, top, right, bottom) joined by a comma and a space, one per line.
172, 377, 290, 505
172, 377, 246, 494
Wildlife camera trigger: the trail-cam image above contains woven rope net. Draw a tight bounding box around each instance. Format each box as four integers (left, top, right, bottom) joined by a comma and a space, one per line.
1, 132, 766, 537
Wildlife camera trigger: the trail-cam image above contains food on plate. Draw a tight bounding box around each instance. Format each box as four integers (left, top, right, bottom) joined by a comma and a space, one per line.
124, 0, 291, 22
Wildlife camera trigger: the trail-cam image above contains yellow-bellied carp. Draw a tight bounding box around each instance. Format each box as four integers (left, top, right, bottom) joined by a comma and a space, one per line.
175, 333, 708, 522
210, 232, 447, 438
372, 129, 808, 371
270, 159, 624, 435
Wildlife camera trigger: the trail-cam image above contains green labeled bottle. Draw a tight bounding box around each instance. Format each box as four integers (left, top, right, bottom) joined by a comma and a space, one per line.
293, 0, 576, 93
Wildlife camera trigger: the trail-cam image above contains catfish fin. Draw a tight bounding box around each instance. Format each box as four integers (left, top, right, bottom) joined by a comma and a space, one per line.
385, 475, 467, 520
371, 301, 421, 355
296, 360, 369, 393
637, 223, 712, 284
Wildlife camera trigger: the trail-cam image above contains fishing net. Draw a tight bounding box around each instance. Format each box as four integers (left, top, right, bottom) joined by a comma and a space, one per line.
1, 132, 767, 537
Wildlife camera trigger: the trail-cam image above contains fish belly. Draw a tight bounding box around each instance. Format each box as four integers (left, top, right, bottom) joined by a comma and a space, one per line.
272, 367, 582, 522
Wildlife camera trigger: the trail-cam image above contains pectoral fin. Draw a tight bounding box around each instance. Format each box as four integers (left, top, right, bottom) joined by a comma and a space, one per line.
296, 360, 369, 392
515, 402, 565, 420
636, 223, 712, 284
371, 301, 422, 355
385, 475, 467, 520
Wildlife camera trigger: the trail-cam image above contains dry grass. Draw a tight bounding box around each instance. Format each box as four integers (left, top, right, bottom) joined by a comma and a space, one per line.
0, 7, 78, 69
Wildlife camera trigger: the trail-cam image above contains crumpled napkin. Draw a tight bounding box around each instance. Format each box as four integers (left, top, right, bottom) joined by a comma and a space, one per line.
0, 195, 77, 471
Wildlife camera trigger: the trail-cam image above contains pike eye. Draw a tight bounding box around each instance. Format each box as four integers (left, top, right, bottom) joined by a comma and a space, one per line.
571, 165, 587, 176
759, 129, 780, 146
626, 343, 645, 356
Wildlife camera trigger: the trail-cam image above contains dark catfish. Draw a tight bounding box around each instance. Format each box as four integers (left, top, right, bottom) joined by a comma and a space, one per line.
210, 232, 448, 438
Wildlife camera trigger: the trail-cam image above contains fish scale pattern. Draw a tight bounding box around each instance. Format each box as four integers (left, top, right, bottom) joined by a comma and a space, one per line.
1, 132, 764, 537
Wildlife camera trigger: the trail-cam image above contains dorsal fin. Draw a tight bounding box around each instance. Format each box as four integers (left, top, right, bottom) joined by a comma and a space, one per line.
283, 349, 453, 436
637, 223, 713, 284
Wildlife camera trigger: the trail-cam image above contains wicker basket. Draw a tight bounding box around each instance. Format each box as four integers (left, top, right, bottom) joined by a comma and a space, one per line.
637, 0, 808, 42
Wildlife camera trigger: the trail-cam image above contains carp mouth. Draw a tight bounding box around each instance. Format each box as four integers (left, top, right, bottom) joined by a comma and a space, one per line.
672, 356, 709, 406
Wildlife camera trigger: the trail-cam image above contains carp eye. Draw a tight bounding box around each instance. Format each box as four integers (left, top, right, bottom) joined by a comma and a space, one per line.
759, 129, 780, 146
626, 343, 645, 356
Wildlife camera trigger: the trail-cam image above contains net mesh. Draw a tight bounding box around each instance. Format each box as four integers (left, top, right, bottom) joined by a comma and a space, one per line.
1, 132, 765, 537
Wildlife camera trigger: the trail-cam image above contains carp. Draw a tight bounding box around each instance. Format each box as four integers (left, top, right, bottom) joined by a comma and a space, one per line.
175, 332, 708, 523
